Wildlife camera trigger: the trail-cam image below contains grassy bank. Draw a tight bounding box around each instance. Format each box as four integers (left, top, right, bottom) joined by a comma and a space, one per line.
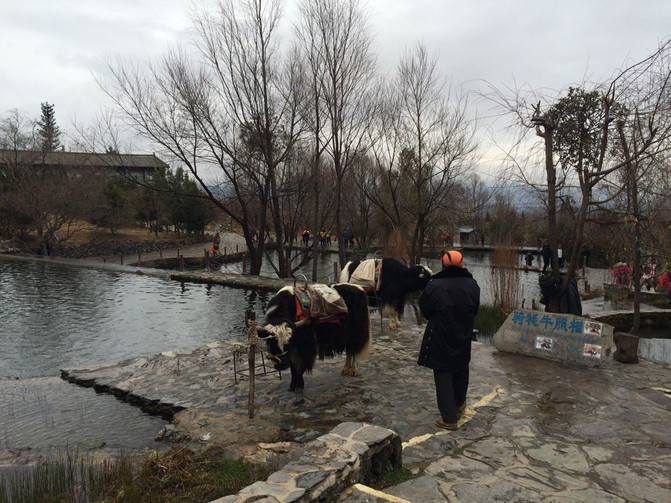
474, 304, 507, 337
0, 447, 272, 503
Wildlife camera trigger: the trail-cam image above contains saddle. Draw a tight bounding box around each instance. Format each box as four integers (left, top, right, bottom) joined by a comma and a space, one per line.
294, 285, 348, 324
348, 259, 383, 292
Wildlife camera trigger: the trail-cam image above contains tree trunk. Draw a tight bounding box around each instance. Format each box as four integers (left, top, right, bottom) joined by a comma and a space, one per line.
538, 117, 562, 313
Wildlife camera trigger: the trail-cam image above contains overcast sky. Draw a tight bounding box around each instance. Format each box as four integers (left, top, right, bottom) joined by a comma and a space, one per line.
1, 0, 669, 159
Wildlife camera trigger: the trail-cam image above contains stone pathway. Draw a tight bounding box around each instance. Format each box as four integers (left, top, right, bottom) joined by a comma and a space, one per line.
62, 322, 671, 502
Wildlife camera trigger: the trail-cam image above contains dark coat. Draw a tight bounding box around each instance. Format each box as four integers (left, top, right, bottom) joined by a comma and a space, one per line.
418, 266, 480, 371
539, 273, 582, 315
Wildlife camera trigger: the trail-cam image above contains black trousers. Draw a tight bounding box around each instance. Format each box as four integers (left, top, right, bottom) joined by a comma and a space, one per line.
433, 366, 469, 423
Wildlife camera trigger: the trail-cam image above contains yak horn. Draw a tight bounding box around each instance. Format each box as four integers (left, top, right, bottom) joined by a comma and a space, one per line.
295, 318, 308, 327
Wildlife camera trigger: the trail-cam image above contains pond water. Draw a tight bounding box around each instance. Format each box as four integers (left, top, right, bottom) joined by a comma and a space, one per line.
0, 258, 269, 470
0, 260, 270, 378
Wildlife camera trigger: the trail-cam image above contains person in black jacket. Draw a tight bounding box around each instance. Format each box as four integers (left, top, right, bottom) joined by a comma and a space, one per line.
418, 250, 480, 430
541, 241, 552, 273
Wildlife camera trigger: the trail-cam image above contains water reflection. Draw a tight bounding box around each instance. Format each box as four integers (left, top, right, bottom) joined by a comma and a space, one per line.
0, 377, 165, 455
0, 260, 269, 379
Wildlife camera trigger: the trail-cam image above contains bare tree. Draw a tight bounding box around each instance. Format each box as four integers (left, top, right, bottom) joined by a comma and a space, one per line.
294, 6, 334, 280
0, 109, 36, 150
0, 152, 101, 253
369, 43, 478, 263
610, 43, 671, 331
295, 0, 378, 268
1, 110, 100, 251
99, 0, 305, 276
364, 80, 407, 234
462, 173, 494, 239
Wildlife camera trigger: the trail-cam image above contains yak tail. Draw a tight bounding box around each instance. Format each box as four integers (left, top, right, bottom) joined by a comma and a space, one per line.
333, 282, 371, 361
356, 323, 372, 361
355, 294, 372, 361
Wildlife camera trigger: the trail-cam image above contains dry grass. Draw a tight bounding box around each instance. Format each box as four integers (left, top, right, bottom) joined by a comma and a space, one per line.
67, 226, 189, 246
382, 228, 410, 263
490, 243, 524, 315
15, 222, 200, 248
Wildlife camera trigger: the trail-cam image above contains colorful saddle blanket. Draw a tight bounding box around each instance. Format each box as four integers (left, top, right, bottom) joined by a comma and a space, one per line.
295, 284, 348, 324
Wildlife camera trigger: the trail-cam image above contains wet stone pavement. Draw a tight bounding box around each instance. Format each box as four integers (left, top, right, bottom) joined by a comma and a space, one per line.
62, 319, 671, 502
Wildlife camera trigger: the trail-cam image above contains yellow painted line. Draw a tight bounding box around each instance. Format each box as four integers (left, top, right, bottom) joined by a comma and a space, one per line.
471, 386, 503, 408
402, 386, 503, 449
349, 483, 413, 503
652, 387, 671, 397
402, 433, 433, 448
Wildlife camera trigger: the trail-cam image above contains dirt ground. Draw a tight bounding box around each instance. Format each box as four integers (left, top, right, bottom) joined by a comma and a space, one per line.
66, 225, 210, 246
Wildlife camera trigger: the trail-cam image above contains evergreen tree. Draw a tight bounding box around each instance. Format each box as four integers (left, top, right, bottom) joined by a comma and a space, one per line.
37, 102, 61, 151
166, 167, 206, 234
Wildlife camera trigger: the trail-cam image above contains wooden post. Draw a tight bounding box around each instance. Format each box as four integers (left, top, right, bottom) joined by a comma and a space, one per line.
247, 311, 257, 418
613, 332, 639, 364
138, 253, 142, 265
205, 249, 210, 271
179, 254, 184, 272
287, 258, 293, 279
334, 261, 338, 283
242, 253, 247, 275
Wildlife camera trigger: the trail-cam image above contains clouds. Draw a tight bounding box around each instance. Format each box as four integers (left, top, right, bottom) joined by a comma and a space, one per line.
369, 0, 669, 92
1, 0, 669, 144
1, 0, 196, 123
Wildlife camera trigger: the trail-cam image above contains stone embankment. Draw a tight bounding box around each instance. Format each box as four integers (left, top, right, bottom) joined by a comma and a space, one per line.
212, 423, 401, 503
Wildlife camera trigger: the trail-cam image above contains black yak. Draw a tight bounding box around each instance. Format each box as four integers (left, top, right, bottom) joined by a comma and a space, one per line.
339, 258, 433, 329
257, 283, 371, 392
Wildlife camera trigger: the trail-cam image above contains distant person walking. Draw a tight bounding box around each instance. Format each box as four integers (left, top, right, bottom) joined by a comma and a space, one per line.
418, 250, 480, 431
541, 242, 552, 273
342, 229, 351, 249
301, 226, 310, 247
579, 244, 591, 268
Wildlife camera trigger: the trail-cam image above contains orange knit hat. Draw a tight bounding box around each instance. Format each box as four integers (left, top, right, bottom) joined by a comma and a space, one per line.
442, 250, 463, 268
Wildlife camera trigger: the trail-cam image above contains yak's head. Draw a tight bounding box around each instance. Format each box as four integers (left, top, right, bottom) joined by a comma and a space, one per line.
256, 287, 306, 371
257, 321, 294, 371
413, 264, 434, 289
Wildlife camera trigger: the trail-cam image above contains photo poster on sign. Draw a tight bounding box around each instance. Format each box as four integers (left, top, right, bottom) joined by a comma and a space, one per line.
493, 309, 615, 366
583, 344, 602, 358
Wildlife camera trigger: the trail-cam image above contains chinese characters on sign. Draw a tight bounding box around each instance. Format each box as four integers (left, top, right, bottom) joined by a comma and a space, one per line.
512, 310, 604, 359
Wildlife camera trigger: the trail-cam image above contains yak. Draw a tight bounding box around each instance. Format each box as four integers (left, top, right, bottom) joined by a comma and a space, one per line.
339, 258, 433, 330
257, 283, 371, 392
